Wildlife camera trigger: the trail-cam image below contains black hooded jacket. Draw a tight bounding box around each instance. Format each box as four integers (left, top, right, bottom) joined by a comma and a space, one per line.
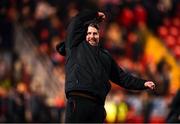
56, 10, 147, 104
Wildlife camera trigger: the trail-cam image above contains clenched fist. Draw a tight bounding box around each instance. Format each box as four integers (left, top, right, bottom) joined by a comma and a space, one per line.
144, 81, 156, 90
97, 12, 106, 22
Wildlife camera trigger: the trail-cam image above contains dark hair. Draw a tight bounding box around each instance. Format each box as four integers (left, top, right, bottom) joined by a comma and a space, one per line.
88, 23, 99, 30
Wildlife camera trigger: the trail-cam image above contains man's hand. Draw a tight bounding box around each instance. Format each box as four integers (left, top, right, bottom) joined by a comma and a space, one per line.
97, 12, 106, 22
144, 81, 156, 90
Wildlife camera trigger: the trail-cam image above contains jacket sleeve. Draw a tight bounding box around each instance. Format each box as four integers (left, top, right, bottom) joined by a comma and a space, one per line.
56, 41, 66, 56
66, 10, 98, 49
109, 57, 147, 90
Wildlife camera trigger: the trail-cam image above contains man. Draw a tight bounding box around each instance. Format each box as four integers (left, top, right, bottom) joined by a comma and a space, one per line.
56, 10, 155, 123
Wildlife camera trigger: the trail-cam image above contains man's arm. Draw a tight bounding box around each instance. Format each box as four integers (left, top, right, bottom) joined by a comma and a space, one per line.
66, 10, 99, 48
109, 57, 155, 90
56, 41, 66, 56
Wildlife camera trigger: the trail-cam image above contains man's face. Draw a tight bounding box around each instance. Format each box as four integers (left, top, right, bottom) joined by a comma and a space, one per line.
86, 26, 99, 46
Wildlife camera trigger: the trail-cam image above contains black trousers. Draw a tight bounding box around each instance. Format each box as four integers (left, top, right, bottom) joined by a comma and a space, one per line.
65, 95, 106, 123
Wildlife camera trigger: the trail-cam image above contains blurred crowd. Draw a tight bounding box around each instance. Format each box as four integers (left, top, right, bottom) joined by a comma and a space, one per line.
0, 0, 180, 123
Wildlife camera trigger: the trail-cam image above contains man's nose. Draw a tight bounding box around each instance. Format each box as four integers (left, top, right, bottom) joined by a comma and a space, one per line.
90, 34, 95, 38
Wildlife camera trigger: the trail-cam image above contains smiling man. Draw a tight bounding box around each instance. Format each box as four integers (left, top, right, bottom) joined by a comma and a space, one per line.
56, 10, 155, 123
86, 23, 100, 46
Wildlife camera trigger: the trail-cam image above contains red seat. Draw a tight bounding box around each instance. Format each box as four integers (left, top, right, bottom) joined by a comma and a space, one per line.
150, 116, 165, 123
